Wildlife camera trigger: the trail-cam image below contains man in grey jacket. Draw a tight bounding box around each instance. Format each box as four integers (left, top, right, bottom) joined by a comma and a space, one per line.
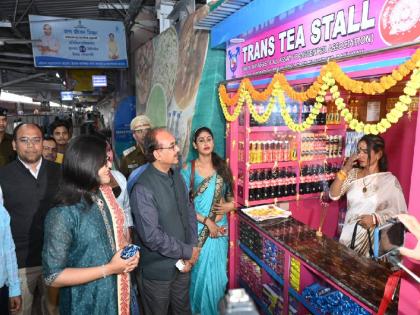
130, 127, 199, 315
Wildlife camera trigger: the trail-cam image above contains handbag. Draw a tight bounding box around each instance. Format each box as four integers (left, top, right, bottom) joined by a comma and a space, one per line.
350, 221, 374, 257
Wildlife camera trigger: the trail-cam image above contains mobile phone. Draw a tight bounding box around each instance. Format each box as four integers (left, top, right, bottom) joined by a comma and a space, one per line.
175, 259, 186, 271
352, 160, 361, 168
373, 220, 405, 259
120, 244, 140, 260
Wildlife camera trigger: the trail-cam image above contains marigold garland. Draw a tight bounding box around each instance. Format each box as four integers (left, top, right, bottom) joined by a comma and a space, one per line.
219, 85, 245, 122
276, 77, 335, 132
219, 49, 420, 133
219, 49, 420, 107
246, 91, 276, 124
324, 62, 420, 134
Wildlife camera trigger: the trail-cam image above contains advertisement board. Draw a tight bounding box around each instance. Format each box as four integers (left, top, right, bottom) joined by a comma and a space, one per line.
29, 15, 128, 68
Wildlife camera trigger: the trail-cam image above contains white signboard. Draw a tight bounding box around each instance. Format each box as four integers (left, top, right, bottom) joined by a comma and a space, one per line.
29, 15, 128, 68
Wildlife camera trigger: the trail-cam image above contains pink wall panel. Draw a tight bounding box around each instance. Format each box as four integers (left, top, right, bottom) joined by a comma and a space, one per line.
382, 112, 418, 202
398, 103, 420, 315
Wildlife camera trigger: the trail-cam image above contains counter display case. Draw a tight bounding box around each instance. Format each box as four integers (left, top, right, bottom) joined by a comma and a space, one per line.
237, 214, 395, 315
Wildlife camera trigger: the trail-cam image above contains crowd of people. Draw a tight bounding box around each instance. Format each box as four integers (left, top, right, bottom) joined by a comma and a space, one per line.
0, 107, 234, 315
0, 105, 418, 315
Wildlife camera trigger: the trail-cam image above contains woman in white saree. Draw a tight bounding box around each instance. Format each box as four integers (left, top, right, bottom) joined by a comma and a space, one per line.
329, 135, 407, 257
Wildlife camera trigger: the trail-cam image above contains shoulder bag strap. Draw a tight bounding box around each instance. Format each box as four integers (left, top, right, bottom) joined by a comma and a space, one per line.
350, 221, 360, 250
350, 221, 374, 257
367, 228, 374, 258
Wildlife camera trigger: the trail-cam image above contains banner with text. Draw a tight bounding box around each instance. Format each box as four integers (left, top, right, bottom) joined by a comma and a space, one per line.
226, 0, 420, 79
29, 15, 128, 68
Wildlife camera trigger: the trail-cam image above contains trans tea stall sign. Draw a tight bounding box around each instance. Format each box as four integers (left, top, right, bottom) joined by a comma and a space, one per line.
29, 15, 128, 68
226, 0, 420, 79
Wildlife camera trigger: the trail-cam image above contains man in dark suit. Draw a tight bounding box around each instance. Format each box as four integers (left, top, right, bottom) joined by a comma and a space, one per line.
0, 123, 61, 315
130, 128, 199, 315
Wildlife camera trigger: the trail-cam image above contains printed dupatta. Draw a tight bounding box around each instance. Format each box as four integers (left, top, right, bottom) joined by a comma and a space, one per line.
98, 185, 130, 315
193, 174, 224, 248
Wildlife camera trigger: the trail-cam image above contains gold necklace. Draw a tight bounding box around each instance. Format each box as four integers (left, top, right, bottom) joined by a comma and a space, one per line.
362, 175, 373, 193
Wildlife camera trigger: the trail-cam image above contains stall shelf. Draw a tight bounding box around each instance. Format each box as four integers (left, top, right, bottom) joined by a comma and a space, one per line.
237, 213, 396, 315
231, 99, 347, 208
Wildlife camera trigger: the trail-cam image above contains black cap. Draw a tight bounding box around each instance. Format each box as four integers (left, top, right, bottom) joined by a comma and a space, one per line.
0, 107, 7, 117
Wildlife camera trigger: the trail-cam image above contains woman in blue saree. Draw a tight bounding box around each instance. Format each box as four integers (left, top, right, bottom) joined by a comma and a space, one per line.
181, 127, 235, 315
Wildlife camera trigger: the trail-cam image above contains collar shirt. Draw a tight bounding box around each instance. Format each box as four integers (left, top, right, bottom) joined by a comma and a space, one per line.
18, 157, 43, 179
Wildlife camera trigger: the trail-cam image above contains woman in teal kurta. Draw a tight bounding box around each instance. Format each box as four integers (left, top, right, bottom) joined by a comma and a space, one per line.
44, 199, 118, 314
42, 135, 139, 315
181, 127, 235, 315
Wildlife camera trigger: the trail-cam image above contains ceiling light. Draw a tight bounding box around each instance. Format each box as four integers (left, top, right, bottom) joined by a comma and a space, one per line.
0, 21, 12, 28
98, 3, 130, 10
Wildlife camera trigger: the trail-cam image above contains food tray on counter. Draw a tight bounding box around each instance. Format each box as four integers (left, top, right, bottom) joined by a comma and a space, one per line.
241, 204, 291, 222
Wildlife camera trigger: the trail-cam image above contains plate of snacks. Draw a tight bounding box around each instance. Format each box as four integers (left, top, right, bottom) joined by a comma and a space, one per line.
241, 204, 291, 221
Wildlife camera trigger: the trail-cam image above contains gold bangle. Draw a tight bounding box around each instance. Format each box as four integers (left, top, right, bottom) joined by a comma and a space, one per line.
336, 170, 347, 181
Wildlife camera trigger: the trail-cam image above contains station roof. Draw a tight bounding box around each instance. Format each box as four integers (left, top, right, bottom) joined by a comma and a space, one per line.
0, 0, 206, 107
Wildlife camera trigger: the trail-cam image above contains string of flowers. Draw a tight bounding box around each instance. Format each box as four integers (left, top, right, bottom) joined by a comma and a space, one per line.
325, 60, 420, 134
219, 84, 245, 122
246, 91, 276, 124
219, 49, 420, 107
275, 77, 335, 132
219, 49, 420, 133
326, 48, 420, 95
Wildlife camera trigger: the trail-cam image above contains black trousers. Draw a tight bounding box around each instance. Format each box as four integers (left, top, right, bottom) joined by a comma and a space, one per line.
139, 271, 192, 315
0, 286, 9, 315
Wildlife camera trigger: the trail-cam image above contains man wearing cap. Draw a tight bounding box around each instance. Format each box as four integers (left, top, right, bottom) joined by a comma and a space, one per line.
120, 115, 152, 178
0, 107, 14, 167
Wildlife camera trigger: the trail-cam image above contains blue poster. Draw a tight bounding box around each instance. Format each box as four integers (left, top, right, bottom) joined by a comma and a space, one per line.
114, 96, 136, 158
29, 15, 128, 68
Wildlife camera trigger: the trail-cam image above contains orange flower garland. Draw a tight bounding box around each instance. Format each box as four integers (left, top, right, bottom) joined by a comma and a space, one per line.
218, 49, 420, 130
325, 49, 420, 95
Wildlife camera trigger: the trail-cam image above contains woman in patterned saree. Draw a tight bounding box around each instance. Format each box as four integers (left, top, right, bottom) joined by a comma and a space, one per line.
181, 127, 235, 315
42, 135, 139, 315
329, 134, 407, 257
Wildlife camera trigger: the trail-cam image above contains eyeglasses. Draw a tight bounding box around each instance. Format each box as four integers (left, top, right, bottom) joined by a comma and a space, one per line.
156, 143, 179, 151
18, 137, 42, 146
133, 128, 150, 134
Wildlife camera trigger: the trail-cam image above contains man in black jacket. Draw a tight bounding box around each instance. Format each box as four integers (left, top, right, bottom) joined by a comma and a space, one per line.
130, 127, 199, 315
0, 123, 61, 315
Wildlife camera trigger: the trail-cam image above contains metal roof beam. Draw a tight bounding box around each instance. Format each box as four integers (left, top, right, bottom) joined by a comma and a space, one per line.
0, 72, 46, 88
13, 0, 34, 28
0, 58, 33, 65
0, 52, 33, 58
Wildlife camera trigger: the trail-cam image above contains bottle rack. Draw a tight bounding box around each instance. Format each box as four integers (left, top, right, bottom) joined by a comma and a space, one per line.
234, 97, 347, 207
